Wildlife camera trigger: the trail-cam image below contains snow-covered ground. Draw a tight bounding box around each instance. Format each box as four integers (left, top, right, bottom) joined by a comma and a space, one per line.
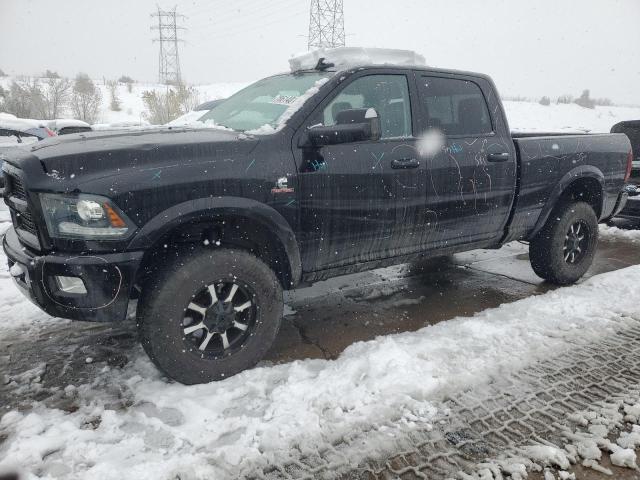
600, 224, 640, 243
1, 75, 639, 132
0, 208, 639, 478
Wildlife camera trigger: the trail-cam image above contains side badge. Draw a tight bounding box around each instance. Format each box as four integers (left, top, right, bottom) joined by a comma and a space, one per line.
271, 176, 294, 194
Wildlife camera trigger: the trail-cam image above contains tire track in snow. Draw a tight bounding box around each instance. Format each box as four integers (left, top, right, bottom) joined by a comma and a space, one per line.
346, 319, 640, 479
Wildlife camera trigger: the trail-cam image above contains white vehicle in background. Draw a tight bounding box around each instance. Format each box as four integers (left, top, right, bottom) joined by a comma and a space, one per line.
46, 118, 92, 136
0, 114, 55, 191
0, 115, 92, 144
0, 113, 55, 146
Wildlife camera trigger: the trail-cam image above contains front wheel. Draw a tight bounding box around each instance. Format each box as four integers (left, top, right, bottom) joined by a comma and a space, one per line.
137, 248, 283, 384
529, 201, 598, 285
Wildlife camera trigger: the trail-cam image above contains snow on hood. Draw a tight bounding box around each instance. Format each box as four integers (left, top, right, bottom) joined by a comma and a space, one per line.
289, 47, 426, 72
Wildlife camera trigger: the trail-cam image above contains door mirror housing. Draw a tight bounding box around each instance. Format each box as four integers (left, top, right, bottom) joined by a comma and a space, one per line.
306, 108, 381, 147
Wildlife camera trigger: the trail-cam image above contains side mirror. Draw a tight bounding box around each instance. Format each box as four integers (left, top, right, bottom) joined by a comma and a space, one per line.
306, 108, 381, 147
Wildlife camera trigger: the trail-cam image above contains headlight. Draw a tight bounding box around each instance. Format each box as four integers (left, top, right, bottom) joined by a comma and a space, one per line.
39, 193, 135, 239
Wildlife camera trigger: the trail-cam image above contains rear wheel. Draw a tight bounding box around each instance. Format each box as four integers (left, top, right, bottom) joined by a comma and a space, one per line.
137, 248, 283, 384
529, 201, 598, 285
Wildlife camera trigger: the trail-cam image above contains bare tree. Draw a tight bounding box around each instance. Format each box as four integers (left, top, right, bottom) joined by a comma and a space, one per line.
43, 69, 60, 79
142, 84, 199, 124
574, 89, 595, 109
106, 80, 121, 111
593, 97, 613, 107
25, 80, 46, 117
36, 77, 72, 119
142, 89, 180, 124
3, 81, 35, 117
71, 73, 102, 123
118, 75, 135, 93
557, 94, 573, 104
176, 84, 200, 113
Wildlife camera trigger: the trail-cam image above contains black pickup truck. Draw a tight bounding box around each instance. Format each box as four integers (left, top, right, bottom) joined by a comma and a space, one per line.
2, 52, 633, 383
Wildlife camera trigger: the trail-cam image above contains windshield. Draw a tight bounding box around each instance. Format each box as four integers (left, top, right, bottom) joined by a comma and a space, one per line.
198, 72, 332, 132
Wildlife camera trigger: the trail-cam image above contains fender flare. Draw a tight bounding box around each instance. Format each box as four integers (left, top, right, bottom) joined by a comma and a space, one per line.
530, 165, 605, 238
128, 196, 302, 286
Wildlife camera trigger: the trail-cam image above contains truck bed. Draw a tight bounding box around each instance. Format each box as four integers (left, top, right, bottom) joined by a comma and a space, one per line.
506, 132, 631, 242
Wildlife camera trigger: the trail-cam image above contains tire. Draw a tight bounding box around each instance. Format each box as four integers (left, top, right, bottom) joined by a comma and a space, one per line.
529, 201, 598, 285
137, 248, 283, 384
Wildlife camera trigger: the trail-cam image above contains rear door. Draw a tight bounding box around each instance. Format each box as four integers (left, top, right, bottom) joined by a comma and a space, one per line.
292, 71, 427, 272
415, 74, 516, 246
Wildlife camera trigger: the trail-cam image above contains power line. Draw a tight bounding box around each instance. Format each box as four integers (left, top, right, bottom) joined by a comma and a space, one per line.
308, 0, 345, 50
194, 9, 308, 42
186, 0, 302, 33
151, 7, 186, 85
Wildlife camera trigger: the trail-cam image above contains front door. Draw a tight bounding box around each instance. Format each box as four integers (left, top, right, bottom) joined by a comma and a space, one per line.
293, 72, 427, 272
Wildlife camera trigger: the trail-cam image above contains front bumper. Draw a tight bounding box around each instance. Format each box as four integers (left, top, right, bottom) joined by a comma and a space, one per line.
3, 227, 144, 322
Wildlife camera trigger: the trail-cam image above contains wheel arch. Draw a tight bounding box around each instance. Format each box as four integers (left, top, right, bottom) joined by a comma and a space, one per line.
531, 166, 605, 238
129, 196, 302, 290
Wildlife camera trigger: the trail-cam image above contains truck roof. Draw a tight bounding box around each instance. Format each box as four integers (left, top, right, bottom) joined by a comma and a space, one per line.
288, 47, 491, 82
289, 47, 426, 72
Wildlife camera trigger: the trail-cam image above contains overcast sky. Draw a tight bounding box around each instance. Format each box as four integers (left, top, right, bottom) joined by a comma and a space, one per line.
0, 0, 638, 104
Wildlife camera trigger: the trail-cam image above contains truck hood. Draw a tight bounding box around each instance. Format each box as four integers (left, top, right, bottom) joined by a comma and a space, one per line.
3, 127, 259, 180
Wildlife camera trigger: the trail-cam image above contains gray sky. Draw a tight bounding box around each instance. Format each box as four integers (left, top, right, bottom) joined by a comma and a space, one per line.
1, 0, 638, 104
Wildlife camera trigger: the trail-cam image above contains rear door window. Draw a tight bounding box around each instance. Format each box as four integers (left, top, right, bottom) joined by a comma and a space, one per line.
418, 76, 492, 136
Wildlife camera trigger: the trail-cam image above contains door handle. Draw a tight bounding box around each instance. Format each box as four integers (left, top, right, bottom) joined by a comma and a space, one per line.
487, 152, 510, 163
391, 158, 420, 169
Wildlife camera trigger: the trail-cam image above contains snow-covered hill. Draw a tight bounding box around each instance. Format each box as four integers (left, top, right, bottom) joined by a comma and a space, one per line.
0, 76, 246, 127
92, 80, 247, 126
1, 75, 639, 132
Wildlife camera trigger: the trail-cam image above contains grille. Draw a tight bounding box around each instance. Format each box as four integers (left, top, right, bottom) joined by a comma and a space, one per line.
8, 173, 27, 199
17, 210, 38, 236
4, 168, 41, 247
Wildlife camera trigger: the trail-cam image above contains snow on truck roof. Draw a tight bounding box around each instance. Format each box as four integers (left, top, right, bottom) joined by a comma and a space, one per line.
288, 47, 426, 72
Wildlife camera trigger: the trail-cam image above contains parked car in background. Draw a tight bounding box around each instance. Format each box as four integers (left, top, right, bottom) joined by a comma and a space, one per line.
612, 120, 639, 182
1, 48, 633, 384
611, 120, 639, 220
0, 114, 55, 145
47, 119, 92, 136
0, 114, 56, 190
617, 184, 640, 220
